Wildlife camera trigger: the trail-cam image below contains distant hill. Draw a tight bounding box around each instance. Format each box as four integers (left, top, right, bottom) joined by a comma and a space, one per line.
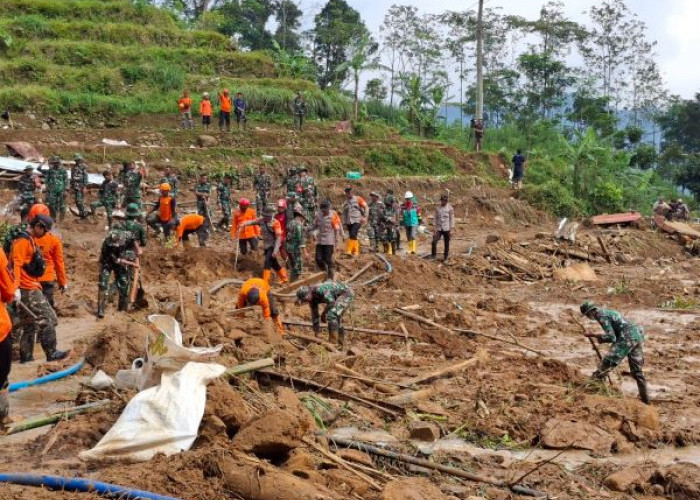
0, 0, 348, 119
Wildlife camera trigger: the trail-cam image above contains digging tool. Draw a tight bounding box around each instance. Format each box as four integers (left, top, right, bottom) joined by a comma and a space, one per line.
17, 301, 37, 319
569, 311, 616, 388
233, 226, 242, 270
130, 265, 149, 309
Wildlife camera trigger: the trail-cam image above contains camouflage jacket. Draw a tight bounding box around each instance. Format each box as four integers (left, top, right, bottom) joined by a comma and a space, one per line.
16, 174, 36, 201
285, 218, 306, 252
309, 281, 354, 306
195, 182, 211, 200
99, 179, 119, 204
593, 308, 644, 347
70, 164, 88, 190
300, 176, 317, 203
253, 173, 271, 194
293, 97, 307, 115
124, 219, 146, 248
217, 182, 231, 205
124, 170, 142, 199
368, 200, 386, 226
99, 227, 135, 266
46, 166, 68, 193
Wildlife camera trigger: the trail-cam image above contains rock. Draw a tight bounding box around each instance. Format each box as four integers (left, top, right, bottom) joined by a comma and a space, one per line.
41, 122, 51, 130
493, 216, 505, 224
416, 401, 446, 415
541, 418, 615, 454
232, 409, 310, 459
205, 380, 251, 435
337, 448, 374, 467
408, 421, 441, 442
467, 497, 488, 500
197, 414, 227, 443
383, 478, 450, 500
485, 234, 501, 244
197, 134, 218, 147
603, 466, 653, 492
651, 463, 700, 500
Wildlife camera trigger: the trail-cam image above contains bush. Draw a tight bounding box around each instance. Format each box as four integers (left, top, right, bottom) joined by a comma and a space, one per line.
364, 146, 455, 176
521, 180, 583, 217
352, 121, 393, 140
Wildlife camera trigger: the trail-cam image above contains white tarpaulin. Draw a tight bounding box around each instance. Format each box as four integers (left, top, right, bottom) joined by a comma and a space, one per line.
0, 156, 104, 185
79, 361, 225, 463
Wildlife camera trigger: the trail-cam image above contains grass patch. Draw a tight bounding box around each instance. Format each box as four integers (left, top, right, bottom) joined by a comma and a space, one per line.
659, 296, 699, 309
364, 145, 455, 176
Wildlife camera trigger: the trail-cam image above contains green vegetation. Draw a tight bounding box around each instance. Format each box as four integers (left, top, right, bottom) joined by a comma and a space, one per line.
659, 296, 699, 310
364, 145, 455, 176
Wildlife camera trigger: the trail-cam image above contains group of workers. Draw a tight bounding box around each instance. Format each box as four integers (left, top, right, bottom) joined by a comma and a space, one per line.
178, 90, 308, 131
653, 197, 691, 221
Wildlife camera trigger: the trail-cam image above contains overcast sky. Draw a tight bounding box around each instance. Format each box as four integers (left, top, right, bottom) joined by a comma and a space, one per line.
298, 0, 699, 99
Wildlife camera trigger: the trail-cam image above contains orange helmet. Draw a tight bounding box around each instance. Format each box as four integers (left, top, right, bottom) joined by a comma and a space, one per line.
160, 183, 171, 191
28, 203, 50, 222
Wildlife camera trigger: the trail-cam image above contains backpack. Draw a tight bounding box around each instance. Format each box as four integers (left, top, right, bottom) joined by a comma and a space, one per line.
16, 232, 46, 278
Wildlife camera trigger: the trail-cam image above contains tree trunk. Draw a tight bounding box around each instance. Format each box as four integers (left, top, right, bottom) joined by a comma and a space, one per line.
475, 0, 484, 123
354, 71, 359, 121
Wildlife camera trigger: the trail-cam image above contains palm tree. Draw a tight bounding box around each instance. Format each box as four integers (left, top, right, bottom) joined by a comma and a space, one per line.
336, 32, 379, 121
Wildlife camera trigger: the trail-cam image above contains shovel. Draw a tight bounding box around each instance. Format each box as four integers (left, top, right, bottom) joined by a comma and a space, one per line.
130, 266, 149, 309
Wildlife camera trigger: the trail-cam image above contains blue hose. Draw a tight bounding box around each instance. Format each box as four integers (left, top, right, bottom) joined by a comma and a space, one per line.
8, 357, 85, 393
0, 473, 183, 500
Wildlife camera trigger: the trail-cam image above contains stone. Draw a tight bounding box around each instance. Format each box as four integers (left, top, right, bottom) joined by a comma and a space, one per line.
408, 421, 441, 442
383, 478, 450, 500
197, 134, 218, 147
603, 466, 653, 492
541, 418, 615, 454
485, 234, 501, 244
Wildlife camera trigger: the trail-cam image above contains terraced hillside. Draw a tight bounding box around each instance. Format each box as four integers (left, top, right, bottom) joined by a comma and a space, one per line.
0, 0, 348, 118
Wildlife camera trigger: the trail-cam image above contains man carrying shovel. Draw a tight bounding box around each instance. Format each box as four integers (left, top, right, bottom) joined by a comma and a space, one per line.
579, 301, 650, 404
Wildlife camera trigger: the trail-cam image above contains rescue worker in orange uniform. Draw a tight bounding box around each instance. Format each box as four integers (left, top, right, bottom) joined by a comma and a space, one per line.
0, 246, 17, 420
28, 203, 50, 223
231, 198, 260, 255
236, 278, 284, 334
33, 213, 67, 309
218, 88, 232, 131
200, 92, 212, 131
147, 183, 178, 239
241, 207, 288, 284
176, 213, 208, 248
178, 90, 193, 129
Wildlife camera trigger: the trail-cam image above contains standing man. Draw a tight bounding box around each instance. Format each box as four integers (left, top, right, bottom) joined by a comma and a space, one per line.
473, 118, 484, 152
124, 203, 147, 251
200, 92, 213, 131
293, 92, 307, 130
241, 207, 288, 284
312, 199, 343, 280
146, 183, 177, 239
234, 92, 247, 129
194, 173, 212, 228
231, 198, 260, 257
400, 191, 421, 255
33, 214, 67, 310
236, 278, 284, 334
178, 90, 193, 129
282, 166, 300, 198
511, 149, 526, 190
253, 165, 272, 213
11, 216, 69, 362
342, 187, 367, 257
124, 161, 146, 210
17, 166, 39, 223
160, 166, 179, 199
295, 282, 355, 346
70, 154, 89, 219
90, 170, 119, 230
216, 175, 233, 230
431, 194, 455, 261
580, 301, 649, 404
117, 160, 130, 209
218, 88, 232, 132
384, 189, 400, 252
285, 205, 308, 282
366, 192, 386, 253
42, 156, 68, 221
298, 167, 317, 222
176, 213, 209, 248
97, 224, 138, 318
0, 245, 16, 420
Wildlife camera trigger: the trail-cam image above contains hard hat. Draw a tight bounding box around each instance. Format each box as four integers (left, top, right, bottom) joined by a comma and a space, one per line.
28, 203, 50, 221
370, 191, 379, 197
30, 213, 54, 230
404, 191, 413, 199
125, 203, 141, 218
239, 198, 250, 207
49, 155, 61, 164
580, 300, 597, 315
277, 199, 288, 209
246, 287, 260, 305
223, 88, 229, 93
160, 183, 171, 191
73, 153, 83, 161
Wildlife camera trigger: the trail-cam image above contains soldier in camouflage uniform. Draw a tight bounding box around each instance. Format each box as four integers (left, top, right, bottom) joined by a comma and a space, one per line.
16, 166, 38, 223
117, 161, 130, 208
160, 166, 179, 199
194, 173, 212, 227
298, 167, 317, 222
285, 206, 308, 282
96, 223, 138, 318
70, 154, 89, 219
216, 175, 233, 230
124, 203, 146, 250
384, 189, 400, 251
580, 301, 649, 404
293, 92, 307, 130
42, 156, 68, 221
295, 281, 354, 346
90, 170, 119, 229
253, 166, 271, 213
366, 192, 386, 252
124, 161, 145, 210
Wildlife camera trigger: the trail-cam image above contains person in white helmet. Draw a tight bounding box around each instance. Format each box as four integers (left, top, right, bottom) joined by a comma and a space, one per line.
400, 191, 421, 254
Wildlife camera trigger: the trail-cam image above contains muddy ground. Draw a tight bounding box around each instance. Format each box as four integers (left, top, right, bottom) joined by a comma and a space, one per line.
0, 119, 698, 500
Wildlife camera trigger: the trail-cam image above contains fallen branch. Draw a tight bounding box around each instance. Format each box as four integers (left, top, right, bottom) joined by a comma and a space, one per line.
209, 278, 243, 295
283, 320, 411, 339
393, 308, 454, 335
596, 236, 612, 264
302, 437, 382, 491
344, 262, 374, 284
333, 363, 407, 390
258, 370, 403, 418
286, 332, 339, 352
327, 435, 548, 498
6, 400, 111, 435
225, 358, 275, 377
384, 388, 434, 406
452, 328, 546, 357
401, 349, 488, 386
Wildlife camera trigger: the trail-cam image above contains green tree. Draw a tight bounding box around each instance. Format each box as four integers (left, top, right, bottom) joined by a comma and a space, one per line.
311, 0, 367, 89
215, 0, 275, 50
568, 85, 617, 136
274, 0, 303, 52
336, 32, 378, 120
365, 78, 388, 102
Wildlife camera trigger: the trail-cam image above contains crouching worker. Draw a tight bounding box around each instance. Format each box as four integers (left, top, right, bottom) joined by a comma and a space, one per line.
147, 183, 177, 238
97, 224, 138, 319
236, 277, 284, 334
580, 300, 649, 404
176, 214, 208, 248
295, 281, 354, 346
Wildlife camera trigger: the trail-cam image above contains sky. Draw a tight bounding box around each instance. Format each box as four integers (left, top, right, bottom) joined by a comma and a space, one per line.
297, 0, 699, 99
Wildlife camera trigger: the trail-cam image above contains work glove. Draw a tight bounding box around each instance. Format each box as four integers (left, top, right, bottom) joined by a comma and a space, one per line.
13, 289, 21, 303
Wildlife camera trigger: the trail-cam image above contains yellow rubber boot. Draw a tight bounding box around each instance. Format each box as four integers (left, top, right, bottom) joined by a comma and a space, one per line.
353, 239, 360, 255
276, 268, 289, 284
346, 239, 353, 255
262, 269, 271, 285
387, 243, 393, 255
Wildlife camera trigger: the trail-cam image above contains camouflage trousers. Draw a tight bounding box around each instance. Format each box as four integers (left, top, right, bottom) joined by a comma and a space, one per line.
18, 288, 58, 362
593, 341, 649, 403
326, 291, 354, 332
286, 247, 303, 282
255, 192, 269, 213
197, 200, 211, 226
218, 201, 231, 228
73, 188, 86, 217
98, 262, 129, 313
366, 224, 382, 251
90, 199, 116, 228
47, 191, 66, 220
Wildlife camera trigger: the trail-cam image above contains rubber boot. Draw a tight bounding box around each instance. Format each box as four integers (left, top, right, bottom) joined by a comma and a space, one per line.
276, 268, 289, 284
328, 326, 338, 345
0, 390, 9, 420
118, 294, 129, 312
47, 349, 69, 362
637, 378, 651, 405
337, 326, 346, 347
346, 239, 353, 255
96, 293, 106, 319
353, 239, 360, 256
386, 242, 393, 255
262, 269, 271, 285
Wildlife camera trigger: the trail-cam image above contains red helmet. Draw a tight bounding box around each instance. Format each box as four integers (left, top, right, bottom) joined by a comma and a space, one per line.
277, 199, 287, 209
28, 203, 50, 221
239, 198, 250, 207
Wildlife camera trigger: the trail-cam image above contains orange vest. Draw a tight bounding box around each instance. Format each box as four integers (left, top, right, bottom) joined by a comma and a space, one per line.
159, 196, 174, 222
219, 94, 232, 112
178, 97, 192, 112
200, 100, 212, 116
10, 236, 42, 291
232, 207, 260, 240
34, 232, 67, 286
176, 214, 205, 241
237, 278, 272, 319
0, 249, 16, 343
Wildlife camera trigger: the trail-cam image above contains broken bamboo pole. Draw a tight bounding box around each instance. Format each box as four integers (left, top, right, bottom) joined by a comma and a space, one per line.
177, 282, 186, 328
225, 358, 275, 377
283, 320, 411, 339
393, 308, 454, 335
326, 435, 547, 498
286, 332, 339, 352
401, 349, 488, 386
345, 262, 374, 284
302, 437, 382, 491
452, 328, 546, 357
258, 370, 403, 418
384, 387, 435, 406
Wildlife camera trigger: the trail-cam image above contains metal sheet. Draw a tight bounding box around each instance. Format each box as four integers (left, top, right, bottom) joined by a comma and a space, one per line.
0, 156, 104, 185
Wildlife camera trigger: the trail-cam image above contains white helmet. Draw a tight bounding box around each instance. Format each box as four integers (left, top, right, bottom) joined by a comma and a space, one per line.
203, 92, 210, 97
404, 191, 413, 199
